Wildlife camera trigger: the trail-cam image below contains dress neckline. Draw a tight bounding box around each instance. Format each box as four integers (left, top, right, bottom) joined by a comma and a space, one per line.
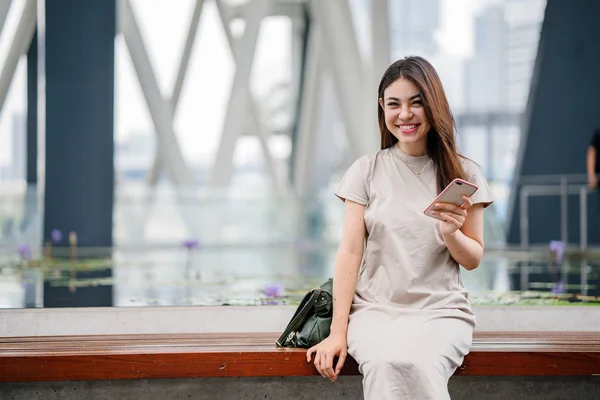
390, 143, 430, 163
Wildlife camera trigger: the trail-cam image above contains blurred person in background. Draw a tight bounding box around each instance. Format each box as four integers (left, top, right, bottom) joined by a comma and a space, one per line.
587, 128, 600, 190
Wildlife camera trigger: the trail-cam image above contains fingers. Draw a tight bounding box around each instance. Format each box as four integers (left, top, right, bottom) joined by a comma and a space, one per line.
435, 195, 474, 212
312, 349, 331, 381
335, 352, 347, 375
308, 347, 340, 382
434, 202, 468, 216
439, 211, 462, 228
433, 204, 467, 223
308, 339, 348, 383
312, 350, 325, 378
323, 353, 336, 381
306, 347, 315, 363
460, 196, 473, 209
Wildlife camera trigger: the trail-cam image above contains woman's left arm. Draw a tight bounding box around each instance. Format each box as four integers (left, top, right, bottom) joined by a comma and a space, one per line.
432, 197, 485, 270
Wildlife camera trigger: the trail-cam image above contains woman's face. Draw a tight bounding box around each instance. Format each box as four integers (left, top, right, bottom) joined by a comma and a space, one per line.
379, 78, 431, 155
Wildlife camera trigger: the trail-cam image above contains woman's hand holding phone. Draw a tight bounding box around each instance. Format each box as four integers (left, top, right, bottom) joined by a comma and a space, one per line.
423, 178, 478, 236
430, 195, 474, 237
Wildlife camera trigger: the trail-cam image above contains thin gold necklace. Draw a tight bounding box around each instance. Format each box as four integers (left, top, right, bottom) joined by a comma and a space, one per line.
397, 144, 430, 175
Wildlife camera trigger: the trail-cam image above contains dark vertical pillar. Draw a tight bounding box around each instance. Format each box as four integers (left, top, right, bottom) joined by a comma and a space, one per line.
26, 30, 37, 185
43, 0, 115, 248
506, 0, 600, 246
43, 1, 115, 307
21, 29, 39, 296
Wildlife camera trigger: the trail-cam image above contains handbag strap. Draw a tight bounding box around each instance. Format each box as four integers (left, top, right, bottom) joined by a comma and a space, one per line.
275, 288, 322, 347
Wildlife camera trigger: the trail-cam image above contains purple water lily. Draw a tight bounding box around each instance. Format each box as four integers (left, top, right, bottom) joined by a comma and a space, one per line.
549, 240, 565, 264
18, 244, 31, 260
51, 229, 63, 244
263, 283, 284, 298
183, 239, 200, 275
183, 239, 200, 250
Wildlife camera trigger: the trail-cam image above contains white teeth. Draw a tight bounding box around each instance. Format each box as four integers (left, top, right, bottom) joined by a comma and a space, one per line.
400, 125, 416, 129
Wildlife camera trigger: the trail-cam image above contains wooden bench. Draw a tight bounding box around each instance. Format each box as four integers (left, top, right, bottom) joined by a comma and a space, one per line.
1, 332, 599, 382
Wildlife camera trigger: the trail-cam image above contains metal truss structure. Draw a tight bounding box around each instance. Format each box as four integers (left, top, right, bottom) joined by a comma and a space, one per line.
0, 0, 521, 242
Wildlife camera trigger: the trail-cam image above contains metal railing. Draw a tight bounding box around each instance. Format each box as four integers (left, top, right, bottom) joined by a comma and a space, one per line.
519, 175, 590, 249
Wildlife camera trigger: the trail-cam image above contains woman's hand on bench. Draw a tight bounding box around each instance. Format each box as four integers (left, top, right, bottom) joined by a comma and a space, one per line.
306, 333, 348, 383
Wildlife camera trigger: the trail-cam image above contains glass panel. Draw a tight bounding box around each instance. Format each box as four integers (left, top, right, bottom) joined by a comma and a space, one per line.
2, 242, 598, 308
7, 0, 588, 326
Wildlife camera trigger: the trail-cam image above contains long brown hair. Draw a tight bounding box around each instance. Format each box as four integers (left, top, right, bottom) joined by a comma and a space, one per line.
378, 56, 465, 193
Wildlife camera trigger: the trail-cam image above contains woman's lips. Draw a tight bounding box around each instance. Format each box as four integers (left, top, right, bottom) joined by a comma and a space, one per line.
397, 123, 420, 134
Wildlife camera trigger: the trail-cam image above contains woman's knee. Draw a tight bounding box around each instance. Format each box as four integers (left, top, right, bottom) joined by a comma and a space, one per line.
364, 351, 445, 381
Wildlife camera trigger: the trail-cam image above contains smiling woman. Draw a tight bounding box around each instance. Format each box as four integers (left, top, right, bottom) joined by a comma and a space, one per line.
379, 81, 431, 154
307, 56, 494, 400
377, 57, 465, 194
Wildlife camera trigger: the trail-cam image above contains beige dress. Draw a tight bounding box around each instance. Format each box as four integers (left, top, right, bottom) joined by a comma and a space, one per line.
334, 145, 493, 400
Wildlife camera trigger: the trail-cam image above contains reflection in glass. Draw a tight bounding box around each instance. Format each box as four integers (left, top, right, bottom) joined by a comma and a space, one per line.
1, 191, 599, 309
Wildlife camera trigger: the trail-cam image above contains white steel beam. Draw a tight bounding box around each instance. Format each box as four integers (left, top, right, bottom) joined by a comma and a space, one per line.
290, 15, 305, 115
292, 24, 322, 195
0, 0, 13, 39
371, 0, 390, 83
368, 0, 390, 141
0, 0, 36, 117
118, 0, 201, 239
118, 0, 193, 186
214, 0, 289, 194
249, 97, 289, 193
308, 0, 377, 156
172, 0, 204, 111
235, 1, 304, 19
147, 0, 204, 185
210, 0, 270, 187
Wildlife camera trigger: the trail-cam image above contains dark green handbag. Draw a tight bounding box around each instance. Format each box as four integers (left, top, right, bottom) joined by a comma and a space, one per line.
276, 278, 333, 348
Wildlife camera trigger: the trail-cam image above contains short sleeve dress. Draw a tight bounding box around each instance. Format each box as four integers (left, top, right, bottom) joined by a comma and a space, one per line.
334, 145, 493, 400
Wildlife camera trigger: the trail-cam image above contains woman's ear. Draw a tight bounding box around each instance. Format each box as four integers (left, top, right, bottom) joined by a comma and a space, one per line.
379, 98, 384, 109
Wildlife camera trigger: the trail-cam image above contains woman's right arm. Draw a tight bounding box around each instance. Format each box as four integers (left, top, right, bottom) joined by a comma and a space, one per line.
331, 200, 367, 338
306, 199, 366, 382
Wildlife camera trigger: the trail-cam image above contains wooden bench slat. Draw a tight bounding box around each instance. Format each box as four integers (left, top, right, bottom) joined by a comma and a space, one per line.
2, 332, 600, 356
3, 331, 598, 344
3, 331, 600, 345
1, 332, 599, 382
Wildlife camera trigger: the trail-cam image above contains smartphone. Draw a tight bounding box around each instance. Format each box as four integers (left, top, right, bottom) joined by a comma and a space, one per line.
423, 178, 478, 220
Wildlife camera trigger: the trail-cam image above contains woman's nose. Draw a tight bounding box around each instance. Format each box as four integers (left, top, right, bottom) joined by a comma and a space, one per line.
399, 105, 413, 120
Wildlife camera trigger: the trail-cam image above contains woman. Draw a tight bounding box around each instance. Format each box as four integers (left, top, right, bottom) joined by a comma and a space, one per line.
306, 56, 493, 399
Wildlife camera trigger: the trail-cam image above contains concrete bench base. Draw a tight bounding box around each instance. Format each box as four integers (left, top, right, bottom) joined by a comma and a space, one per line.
2, 376, 600, 400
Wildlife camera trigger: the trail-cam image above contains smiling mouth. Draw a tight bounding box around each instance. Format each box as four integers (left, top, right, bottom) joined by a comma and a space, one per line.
397, 124, 420, 133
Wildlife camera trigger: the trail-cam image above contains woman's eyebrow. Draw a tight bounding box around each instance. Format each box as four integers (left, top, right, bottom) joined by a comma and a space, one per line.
386, 94, 421, 102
